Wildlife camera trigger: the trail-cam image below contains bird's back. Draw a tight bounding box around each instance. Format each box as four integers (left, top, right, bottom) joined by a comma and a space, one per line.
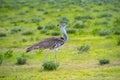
38, 37, 64, 49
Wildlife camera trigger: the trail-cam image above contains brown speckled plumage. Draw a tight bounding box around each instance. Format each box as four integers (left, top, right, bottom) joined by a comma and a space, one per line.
26, 24, 68, 52
26, 37, 64, 52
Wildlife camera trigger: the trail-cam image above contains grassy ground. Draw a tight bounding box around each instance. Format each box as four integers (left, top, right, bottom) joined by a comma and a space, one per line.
0, 0, 120, 80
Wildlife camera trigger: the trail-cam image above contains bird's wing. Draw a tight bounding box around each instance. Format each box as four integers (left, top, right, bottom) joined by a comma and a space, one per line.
38, 37, 64, 49
26, 37, 64, 52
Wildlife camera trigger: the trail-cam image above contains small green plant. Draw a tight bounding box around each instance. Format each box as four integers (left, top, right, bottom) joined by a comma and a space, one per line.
37, 8, 44, 11
10, 21, 17, 26
4, 50, 13, 58
67, 28, 76, 34
32, 17, 40, 23
11, 27, 21, 33
113, 27, 120, 35
99, 59, 110, 65
0, 59, 2, 65
117, 37, 120, 45
114, 18, 120, 25
74, 21, 84, 28
92, 28, 100, 35
93, 9, 100, 12
40, 29, 47, 34
22, 30, 33, 35
44, 11, 49, 14
37, 26, 43, 30
45, 32, 51, 35
0, 54, 3, 65
29, 5, 34, 8
77, 45, 90, 54
114, 29, 120, 35
16, 57, 27, 65
98, 19, 109, 25
51, 31, 60, 36
45, 24, 55, 29
58, 16, 69, 24
22, 38, 28, 42
42, 61, 59, 70
74, 15, 93, 20
97, 13, 112, 18
0, 32, 7, 37
98, 29, 111, 36
18, 11, 26, 15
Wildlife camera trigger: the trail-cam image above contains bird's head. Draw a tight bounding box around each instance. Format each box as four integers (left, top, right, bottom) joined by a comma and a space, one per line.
57, 23, 67, 28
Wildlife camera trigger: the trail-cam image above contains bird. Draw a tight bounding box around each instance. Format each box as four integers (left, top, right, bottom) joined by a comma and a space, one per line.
26, 23, 68, 62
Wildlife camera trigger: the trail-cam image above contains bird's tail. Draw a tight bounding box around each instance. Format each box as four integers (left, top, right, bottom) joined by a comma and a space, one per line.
26, 43, 40, 52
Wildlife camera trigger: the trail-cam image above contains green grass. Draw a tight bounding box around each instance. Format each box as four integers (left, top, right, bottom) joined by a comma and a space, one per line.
0, 0, 120, 80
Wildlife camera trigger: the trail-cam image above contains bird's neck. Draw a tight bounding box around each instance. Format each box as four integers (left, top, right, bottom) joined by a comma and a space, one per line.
60, 27, 68, 42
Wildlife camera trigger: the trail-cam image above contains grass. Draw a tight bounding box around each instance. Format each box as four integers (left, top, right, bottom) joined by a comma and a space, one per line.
0, 0, 120, 80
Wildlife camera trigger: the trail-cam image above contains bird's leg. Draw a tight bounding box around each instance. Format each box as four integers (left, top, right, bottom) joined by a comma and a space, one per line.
43, 49, 51, 62
54, 48, 58, 63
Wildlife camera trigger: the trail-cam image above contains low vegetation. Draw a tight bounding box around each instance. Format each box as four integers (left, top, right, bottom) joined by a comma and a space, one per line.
0, 59, 2, 65
117, 37, 120, 45
42, 61, 59, 70
40, 29, 47, 34
51, 31, 60, 36
98, 29, 111, 36
22, 38, 28, 42
97, 12, 112, 18
74, 21, 84, 28
67, 28, 76, 34
77, 45, 90, 54
45, 24, 55, 30
0, 0, 120, 80
22, 30, 33, 35
16, 57, 27, 65
113, 27, 120, 35
37, 26, 43, 30
4, 50, 13, 58
0, 54, 3, 65
57, 16, 69, 24
0, 32, 7, 37
99, 59, 110, 65
31, 17, 41, 23
74, 15, 93, 20
11, 27, 21, 34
